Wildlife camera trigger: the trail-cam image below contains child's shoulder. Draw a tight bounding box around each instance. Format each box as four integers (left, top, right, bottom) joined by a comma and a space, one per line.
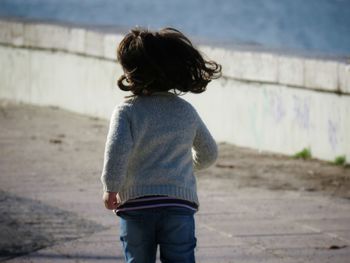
117, 96, 137, 108
173, 95, 199, 112
111, 97, 136, 118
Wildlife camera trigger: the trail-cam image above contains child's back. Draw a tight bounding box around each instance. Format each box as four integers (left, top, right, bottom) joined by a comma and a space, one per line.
102, 92, 217, 207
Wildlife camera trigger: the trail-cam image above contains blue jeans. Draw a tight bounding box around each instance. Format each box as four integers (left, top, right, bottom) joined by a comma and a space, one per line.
118, 207, 196, 263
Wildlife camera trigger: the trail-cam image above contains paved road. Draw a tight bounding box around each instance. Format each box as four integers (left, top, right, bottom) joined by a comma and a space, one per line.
0, 101, 349, 262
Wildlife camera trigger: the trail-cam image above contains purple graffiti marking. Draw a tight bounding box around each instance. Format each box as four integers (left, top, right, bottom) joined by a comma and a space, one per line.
269, 94, 286, 123
272, 95, 286, 123
328, 119, 338, 150
293, 95, 310, 129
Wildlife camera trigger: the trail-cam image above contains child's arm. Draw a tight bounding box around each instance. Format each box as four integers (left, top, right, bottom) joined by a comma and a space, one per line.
100, 105, 133, 195
192, 117, 218, 170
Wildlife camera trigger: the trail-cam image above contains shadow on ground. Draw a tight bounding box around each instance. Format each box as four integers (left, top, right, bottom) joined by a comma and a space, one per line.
0, 191, 106, 262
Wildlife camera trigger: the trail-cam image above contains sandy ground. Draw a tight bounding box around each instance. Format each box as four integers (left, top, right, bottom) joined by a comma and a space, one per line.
1, 100, 350, 262
204, 144, 350, 199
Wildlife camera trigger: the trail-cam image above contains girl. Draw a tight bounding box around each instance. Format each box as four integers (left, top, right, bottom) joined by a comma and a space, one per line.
101, 27, 221, 263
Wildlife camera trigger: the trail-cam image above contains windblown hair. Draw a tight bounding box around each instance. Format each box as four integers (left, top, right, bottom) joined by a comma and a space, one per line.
117, 27, 222, 96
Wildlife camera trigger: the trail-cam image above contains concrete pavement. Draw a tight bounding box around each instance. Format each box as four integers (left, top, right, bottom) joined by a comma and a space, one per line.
1, 101, 349, 263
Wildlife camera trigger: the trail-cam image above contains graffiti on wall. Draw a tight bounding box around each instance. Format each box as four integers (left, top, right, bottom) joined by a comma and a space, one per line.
270, 93, 286, 123
293, 95, 311, 130
328, 119, 338, 151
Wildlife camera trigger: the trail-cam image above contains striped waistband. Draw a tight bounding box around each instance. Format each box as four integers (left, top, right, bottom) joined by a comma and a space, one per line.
114, 195, 198, 215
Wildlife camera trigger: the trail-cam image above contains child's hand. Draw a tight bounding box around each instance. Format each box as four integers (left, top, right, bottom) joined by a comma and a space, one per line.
102, 191, 120, 210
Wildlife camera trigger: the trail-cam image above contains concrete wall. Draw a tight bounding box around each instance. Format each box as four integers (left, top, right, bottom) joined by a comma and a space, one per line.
0, 19, 349, 162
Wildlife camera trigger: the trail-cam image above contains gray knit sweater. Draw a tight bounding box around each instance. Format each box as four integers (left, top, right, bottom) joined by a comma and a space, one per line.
100, 92, 218, 207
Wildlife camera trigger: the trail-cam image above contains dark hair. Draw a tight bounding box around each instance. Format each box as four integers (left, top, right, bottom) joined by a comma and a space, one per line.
117, 27, 221, 96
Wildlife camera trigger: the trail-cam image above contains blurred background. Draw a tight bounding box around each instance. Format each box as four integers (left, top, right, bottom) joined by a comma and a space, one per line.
0, 0, 350, 55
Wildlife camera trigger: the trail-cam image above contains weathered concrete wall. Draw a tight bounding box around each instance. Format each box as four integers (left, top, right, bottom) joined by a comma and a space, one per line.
0, 45, 123, 118
187, 79, 350, 162
0, 19, 349, 162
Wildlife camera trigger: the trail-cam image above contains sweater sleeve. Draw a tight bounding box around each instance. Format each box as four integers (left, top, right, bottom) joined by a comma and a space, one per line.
100, 105, 134, 192
192, 115, 218, 170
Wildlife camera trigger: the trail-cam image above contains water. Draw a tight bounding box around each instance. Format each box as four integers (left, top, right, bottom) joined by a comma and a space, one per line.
0, 0, 349, 55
